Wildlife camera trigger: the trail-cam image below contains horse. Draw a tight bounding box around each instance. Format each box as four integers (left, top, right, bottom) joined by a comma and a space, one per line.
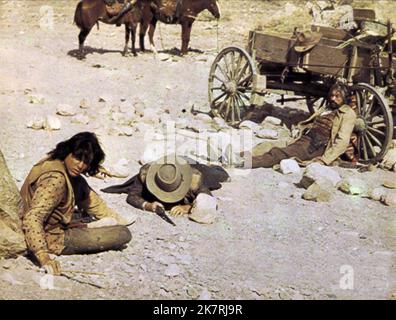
73, 0, 143, 59
139, 0, 221, 55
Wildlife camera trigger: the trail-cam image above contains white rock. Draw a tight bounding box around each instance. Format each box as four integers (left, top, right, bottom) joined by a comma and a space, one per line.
381, 148, 396, 170
164, 264, 181, 277
212, 117, 228, 130
71, 114, 90, 125
256, 128, 279, 140
133, 100, 146, 117
262, 116, 282, 126
381, 192, 396, 207
239, 120, 260, 133
299, 163, 342, 189
56, 104, 77, 116
189, 194, 217, 224
370, 187, 387, 201
26, 117, 44, 130
195, 113, 213, 123
135, 123, 153, 133
44, 116, 61, 131
119, 126, 134, 136
157, 53, 170, 61
280, 159, 301, 175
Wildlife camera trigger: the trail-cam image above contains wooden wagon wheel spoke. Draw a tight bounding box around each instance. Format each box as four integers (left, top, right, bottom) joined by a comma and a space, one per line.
212, 91, 227, 104
365, 130, 383, 148
367, 119, 386, 126
213, 73, 226, 83
216, 62, 230, 82
367, 126, 386, 137
209, 46, 256, 124
363, 96, 375, 117
363, 133, 377, 157
360, 135, 369, 161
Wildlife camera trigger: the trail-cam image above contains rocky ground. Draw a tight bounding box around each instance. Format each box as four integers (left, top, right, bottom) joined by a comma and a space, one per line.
0, 0, 395, 299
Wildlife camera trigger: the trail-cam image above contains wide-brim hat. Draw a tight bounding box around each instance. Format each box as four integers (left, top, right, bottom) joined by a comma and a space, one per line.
146, 154, 192, 203
294, 31, 322, 52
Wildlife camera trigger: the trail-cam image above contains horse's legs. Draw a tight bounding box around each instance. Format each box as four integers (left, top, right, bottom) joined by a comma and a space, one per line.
123, 24, 131, 56
78, 27, 92, 59
131, 24, 137, 56
181, 22, 192, 55
148, 19, 158, 54
139, 21, 149, 52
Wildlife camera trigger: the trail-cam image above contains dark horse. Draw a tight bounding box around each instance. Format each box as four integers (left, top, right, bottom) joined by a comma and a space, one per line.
140, 0, 220, 55
74, 0, 142, 59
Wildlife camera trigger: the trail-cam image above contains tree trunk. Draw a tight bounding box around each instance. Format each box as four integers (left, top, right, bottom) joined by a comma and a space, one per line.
0, 149, 27, 258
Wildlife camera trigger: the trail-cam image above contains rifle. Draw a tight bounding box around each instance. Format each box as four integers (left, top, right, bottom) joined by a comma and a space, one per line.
155, 206, 176, 226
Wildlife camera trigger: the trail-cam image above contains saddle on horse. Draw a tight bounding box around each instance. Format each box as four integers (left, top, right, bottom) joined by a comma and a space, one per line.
104, 0, 136, 24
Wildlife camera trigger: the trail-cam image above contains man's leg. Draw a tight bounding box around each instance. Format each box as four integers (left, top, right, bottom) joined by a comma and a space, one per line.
61, 225, 132, 255
251, 136, 325, 168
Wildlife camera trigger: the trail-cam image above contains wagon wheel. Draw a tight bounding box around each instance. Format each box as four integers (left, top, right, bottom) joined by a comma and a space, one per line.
306, 96, 328, 114
350, 83, 393, 164
208, 46, 256, 125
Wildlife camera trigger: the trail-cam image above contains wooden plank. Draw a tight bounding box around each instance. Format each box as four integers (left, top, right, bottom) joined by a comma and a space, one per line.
353, 8, 376, 21
311, 25, 350, 41
302, 44, 349, 76
251, 32, 294, 64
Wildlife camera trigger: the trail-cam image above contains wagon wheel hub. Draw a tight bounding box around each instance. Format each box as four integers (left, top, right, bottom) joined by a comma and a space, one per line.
354, 117, 367, 133
224, 80, 237, 95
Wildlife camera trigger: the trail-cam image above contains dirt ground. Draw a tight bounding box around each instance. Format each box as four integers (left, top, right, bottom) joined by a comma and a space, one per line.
0, 0, 395, 300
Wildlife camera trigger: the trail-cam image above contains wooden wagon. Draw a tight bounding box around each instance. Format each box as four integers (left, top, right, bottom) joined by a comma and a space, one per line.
208, 9, 396, 164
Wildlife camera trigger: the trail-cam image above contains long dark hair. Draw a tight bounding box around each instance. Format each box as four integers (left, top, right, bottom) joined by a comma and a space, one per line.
328, 83, 349, 105
48, 132, 105, 176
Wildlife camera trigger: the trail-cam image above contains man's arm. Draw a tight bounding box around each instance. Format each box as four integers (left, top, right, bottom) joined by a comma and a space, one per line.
22, 172, 65, 274
321, 108, 357, 165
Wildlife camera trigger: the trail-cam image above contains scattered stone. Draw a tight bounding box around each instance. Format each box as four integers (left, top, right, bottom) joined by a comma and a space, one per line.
189, 194, 217, 224
212, 117, 228, 130
79, 98, 89, 109
133, 100, 146, 117
278, 181, 289, 189
198, 288, 212, 300
239, 120, 260, 133
28, 94, 44, 104
186, 286, 199, 299
256, 128, 278, 140
118, 126, 134, 136
0, 272, 23, 285
108, 158, 130, 178
381, 192, 396, 207
369, 187, 387, 201
157, 53, 170, 61
164, 264, 181, 277
56, 104, 77, 116
299, 163, 341, 189
44, 116, 61, 131
381, 148, 396, 171
383, 177, 396, 189
280, 159, 301, 175
71, 114, 90, 125
262, 116, 282, 126
302, 179, 334, 202
194, 113, 213, 123
26, 117, 45, 130
338, 177, 370, 196
177, 254, 192, 265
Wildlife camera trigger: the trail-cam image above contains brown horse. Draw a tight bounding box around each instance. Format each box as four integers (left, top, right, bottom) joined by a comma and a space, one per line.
74, 0, 142, 59
140, 0, 220, 55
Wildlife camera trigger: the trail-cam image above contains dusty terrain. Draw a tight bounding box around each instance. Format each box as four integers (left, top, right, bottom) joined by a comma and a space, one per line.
0, 0, 395, 300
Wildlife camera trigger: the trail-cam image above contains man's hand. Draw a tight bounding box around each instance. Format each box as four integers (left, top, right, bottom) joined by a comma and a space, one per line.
170, 205, 192, 216
35, 250, 61, 276
144, 201, 164, 213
